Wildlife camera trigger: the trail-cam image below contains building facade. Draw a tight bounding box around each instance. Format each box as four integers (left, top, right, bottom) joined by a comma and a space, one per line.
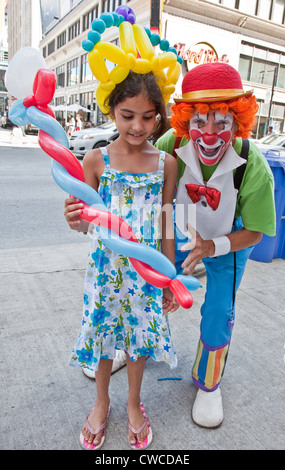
7, 0, 284, 135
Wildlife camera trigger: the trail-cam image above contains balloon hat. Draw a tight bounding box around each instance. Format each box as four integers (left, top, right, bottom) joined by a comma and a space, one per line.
82, 5, 182, 114
5, 17, 200, 310
174, 62, 253, 104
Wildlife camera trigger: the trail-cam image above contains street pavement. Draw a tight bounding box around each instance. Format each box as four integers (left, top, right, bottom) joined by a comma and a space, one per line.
1, 131, 284, 451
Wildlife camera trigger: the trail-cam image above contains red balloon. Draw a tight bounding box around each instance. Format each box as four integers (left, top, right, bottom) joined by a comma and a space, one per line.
38, 128, 194, 308
39, 130, 84, 181
33, 69, 56, 106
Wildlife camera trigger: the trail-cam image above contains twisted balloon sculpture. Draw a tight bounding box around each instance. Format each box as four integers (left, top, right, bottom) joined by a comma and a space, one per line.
7, 58, 200, 309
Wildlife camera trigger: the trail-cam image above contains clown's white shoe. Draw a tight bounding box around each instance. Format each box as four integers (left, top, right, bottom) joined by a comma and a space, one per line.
83, 350, 127, 379
192, 387, 223, 428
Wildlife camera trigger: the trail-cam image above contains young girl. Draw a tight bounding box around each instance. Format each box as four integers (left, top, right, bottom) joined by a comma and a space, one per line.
64, 71, 179, 450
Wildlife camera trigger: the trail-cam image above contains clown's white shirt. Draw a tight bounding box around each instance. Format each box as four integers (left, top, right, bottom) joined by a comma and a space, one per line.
175, 140, 247, 240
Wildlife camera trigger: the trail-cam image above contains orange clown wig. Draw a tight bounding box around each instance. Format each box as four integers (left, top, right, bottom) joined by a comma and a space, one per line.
171, 63, 258, 139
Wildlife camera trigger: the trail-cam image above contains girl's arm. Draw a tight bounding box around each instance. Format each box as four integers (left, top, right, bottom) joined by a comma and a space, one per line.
64, 149, 104, 232
161, 153, 179, 313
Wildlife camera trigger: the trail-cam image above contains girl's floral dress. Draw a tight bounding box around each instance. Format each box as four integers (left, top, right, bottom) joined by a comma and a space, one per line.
69, 147, 177, 371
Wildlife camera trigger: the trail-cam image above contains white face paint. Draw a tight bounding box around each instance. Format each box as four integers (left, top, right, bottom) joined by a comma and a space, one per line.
189, 110, 235, 165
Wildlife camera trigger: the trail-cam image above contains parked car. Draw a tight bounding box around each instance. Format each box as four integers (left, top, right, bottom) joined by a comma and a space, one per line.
253, 133, 285, 158
24, 123, 38, 134
69, 122, 117, 158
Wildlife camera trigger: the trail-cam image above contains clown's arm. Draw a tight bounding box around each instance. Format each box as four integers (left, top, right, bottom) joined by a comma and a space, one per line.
181, 225, 262, 276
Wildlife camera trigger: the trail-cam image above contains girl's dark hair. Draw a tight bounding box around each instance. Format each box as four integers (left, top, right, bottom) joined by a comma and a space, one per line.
105, 72, 169, 141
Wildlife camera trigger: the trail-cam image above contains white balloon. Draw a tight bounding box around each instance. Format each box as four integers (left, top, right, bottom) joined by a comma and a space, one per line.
5, 47, 46, 99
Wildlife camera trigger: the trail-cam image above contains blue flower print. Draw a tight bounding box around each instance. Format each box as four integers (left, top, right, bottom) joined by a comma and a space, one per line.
144, 192, 150, 200
128, 288, 135, 296
83, 294, 89, 305
142, 283, 160, 299
76, 348, 96, 366
137, 345, 155, 357
91, 306, 111, 327
127, 314, 139, 326
101, 185, 112, 205
98, 323, 111, 336
92, 248, 109, 272
151, 183, 161, 195
97, 273, 108, 287
126, 270, 137, 281
151, 301, 160, 314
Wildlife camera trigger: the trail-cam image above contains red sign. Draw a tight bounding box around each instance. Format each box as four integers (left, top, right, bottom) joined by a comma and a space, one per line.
174, 42, 229, 70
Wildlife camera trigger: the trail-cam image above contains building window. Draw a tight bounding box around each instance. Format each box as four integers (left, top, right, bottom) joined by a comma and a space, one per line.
277, 65, 285, 89
102, 0, 123, 13
256, 0, 271, 19
239, 55, 252, 81
271, 0, 285, 24
56, 65, 65, 88
47, 40, 55, 55
68, 20, 80, 41
221, 0, 236, 7
67, 58, 79, 86
83, 6, 99, 31
239, 41, 285, 90
80, 91, 93, 108
57, 31, 66, 49
239, 0, 257, 15
81, 54, 94, 83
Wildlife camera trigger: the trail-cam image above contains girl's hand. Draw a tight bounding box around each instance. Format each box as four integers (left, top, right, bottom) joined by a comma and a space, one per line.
162, 287, 179, 313
64, 197, 89, 232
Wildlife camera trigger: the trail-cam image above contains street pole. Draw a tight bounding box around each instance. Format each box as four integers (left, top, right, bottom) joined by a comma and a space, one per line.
266, 67, 277, 132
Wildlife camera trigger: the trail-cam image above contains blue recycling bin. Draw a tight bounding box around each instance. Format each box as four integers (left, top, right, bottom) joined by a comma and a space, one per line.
249, 150, 285, 262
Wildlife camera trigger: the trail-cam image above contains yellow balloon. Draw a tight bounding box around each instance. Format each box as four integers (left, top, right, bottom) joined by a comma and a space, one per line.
153, 69, 167, 87
88, 49, 109, 83
166, 61, 181, 85
109, 65, 130, 84
158, 52, 177, 70
96, 85, 110, 114
119, 22, 137, 56
133, 24, 154, 61
95, 41, 126, 65
100, 81, 116, 92
126, 53, 136, 70
150, 55, 160, 72
162, 84, 176, 96
132, 58, 151, 74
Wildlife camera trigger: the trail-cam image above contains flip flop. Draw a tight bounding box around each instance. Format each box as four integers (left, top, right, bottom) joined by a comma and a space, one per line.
80, 404, 110, 450
128, 402, 153, 450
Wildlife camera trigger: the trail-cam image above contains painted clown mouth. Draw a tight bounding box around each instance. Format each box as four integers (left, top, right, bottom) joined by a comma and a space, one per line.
196, 138, 224, 160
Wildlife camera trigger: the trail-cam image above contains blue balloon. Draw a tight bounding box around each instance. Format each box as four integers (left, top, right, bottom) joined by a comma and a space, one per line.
51, 160, 177, 278
175, 275, 202, 291
18, 98, 199, 291
9, 100, 30, 126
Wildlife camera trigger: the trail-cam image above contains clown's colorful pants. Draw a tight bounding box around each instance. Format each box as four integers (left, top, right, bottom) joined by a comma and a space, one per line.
175, 217, 253, 391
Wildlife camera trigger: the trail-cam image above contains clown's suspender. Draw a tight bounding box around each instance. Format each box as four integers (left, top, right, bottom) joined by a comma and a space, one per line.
234, 139, 249, 191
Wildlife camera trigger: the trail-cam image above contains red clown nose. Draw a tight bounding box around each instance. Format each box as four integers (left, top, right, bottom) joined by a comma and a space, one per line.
202, 133, 219, 145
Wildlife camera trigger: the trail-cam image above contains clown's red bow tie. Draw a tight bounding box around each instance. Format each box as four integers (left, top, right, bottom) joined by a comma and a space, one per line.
185, 184, 221, 211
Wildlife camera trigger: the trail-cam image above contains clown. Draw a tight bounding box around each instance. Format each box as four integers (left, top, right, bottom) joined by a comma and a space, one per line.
156, 62, 276, 428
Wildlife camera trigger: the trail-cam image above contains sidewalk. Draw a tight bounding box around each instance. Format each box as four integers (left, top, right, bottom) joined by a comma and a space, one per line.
1, 241, 284, 450
0, 127, 39, 148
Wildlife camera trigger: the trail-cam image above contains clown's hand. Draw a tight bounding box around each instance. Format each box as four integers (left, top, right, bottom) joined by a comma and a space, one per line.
180, 224, 215, 275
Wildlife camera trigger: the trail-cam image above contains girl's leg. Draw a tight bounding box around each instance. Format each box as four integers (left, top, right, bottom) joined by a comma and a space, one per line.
126, 355, 149, 445
82, 358, 113, 445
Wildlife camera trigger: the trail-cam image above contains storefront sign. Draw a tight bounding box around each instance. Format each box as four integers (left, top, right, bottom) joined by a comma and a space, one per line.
174, 42, 229, 70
